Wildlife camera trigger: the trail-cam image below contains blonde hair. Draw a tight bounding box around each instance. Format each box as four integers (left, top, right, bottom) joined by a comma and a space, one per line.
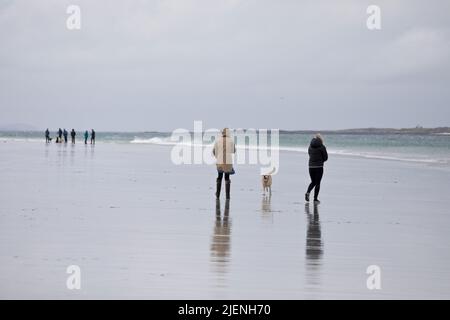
315, 133, 323, 143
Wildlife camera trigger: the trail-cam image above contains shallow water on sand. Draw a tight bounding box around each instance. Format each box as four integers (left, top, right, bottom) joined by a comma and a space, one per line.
1, 141, 450, 299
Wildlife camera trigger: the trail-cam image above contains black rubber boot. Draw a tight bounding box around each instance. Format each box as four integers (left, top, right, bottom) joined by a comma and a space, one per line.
225, 181, 231, 199
215, 178, 222, 199
305, 193, 310, 202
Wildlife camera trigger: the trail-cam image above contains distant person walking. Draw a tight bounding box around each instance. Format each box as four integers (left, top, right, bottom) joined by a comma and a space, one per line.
45, 128, 50, 143
213, 128, 236, 200
84, 130, 89, 144
70, 129, 76, 144
90, 129, 96, 145
58, 128, 62, 141
63, 129, 68, 143
305, 134, 328, 203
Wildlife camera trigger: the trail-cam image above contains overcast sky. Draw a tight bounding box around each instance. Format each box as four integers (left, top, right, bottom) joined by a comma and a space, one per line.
0, 0, 449, 131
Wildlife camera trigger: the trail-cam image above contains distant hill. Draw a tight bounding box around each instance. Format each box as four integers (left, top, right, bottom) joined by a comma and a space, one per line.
280, 127, 450, 135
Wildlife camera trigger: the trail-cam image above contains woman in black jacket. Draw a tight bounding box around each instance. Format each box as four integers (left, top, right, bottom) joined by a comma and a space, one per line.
305, 134, 328, 203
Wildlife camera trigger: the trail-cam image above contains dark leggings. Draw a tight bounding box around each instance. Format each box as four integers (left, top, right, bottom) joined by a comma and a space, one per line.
217, 172, 230, 182
307, 167, 323, 200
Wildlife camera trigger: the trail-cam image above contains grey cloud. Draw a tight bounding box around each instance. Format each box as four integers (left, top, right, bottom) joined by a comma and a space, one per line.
0, 0, 449, 131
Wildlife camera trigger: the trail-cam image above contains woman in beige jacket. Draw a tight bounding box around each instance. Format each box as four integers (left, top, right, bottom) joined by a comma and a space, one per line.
213, 128, 236, 199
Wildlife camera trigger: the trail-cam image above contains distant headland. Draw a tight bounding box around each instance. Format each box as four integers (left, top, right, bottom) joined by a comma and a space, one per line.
280, 127, 450, 135
0, 125, 449, 135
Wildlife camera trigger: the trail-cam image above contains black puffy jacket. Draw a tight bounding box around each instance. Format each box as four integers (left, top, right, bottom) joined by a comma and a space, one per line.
308, 138, 328, 168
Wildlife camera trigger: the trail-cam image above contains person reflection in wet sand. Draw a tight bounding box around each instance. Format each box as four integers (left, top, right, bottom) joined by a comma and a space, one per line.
210, 199, 232, 283
305, 202, 323, 290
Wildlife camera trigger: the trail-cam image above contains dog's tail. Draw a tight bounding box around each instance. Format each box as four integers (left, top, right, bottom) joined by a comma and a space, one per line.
261, 166, 277, 176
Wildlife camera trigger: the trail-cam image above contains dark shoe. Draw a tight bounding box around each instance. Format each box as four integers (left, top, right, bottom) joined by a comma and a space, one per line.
305, 193, 310, 202
215, 178, 222, 199
314, 199, 320, 204
225, 181, 231, 199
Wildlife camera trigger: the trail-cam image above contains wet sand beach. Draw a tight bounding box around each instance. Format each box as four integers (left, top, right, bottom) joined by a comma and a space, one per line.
1, 141, 450, 299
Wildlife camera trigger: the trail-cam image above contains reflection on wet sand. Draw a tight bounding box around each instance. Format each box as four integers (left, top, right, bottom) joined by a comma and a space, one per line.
305, 202, 323, 290
70, 144, 75, 165
56, 143, 67, 167
45, 143, 50, 158
210, 199, 232, 284
261, 195, 273, 222
83, 143, 95, 159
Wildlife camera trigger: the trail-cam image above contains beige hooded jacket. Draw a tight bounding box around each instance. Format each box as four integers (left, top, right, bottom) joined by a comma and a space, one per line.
213, 128, 236, 173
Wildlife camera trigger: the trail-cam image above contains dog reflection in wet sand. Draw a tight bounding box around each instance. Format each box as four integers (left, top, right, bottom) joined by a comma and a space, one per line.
210, 199, 232, 276
260, 194, 274, 223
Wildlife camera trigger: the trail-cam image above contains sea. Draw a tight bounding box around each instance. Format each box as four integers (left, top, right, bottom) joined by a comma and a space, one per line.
1, 130, 449, 167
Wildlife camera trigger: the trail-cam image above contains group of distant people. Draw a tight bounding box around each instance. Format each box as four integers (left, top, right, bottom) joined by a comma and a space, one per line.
45, 128, 96, 145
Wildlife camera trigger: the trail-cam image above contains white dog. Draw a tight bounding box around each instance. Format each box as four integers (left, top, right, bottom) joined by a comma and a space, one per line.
261, 167, 276, 195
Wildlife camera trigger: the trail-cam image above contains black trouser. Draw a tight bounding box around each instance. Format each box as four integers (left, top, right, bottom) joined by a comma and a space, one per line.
217, 172, 230, 182
307, 167, 323, 200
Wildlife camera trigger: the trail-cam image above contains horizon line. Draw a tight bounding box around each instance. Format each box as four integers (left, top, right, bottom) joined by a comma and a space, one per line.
0, 126, 449, 133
